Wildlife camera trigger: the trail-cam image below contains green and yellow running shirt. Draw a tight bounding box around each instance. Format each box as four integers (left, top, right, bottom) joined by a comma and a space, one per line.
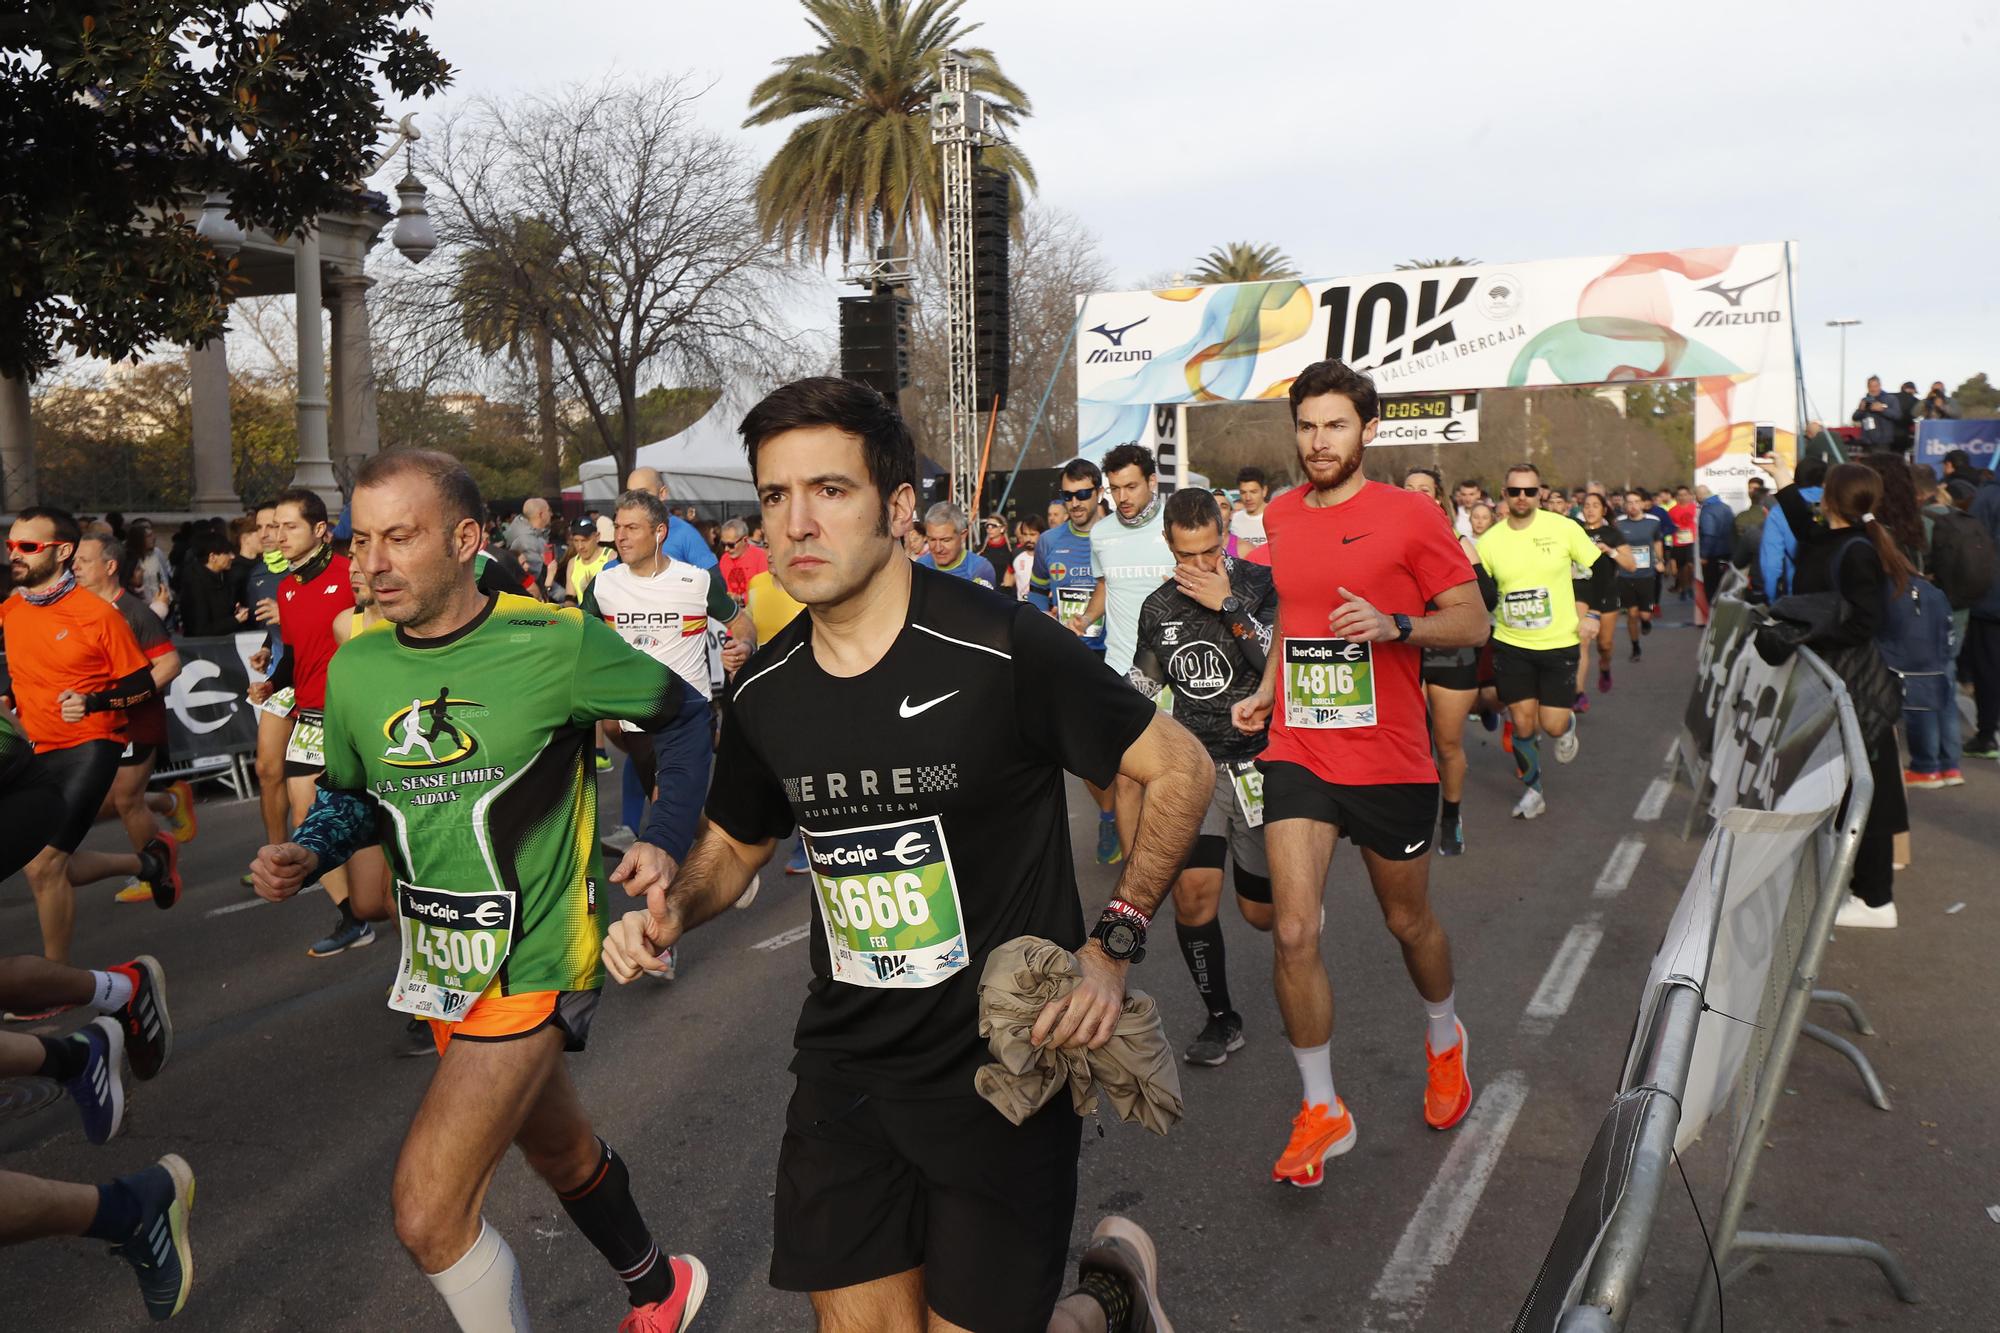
317, 593, 690, 996
1476, 511, 1606, 651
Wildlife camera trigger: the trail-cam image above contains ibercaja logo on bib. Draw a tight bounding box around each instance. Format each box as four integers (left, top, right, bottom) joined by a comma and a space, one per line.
800, 815, 970, 989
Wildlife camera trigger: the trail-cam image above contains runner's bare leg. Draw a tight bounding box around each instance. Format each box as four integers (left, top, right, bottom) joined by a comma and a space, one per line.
1267, 817, 1338, 1047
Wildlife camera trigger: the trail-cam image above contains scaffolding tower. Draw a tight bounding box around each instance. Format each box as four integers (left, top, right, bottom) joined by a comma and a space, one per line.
930, 56, 999, 507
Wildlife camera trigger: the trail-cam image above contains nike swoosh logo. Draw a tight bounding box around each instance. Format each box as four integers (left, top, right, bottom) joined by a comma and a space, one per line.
1342, 533, 1370, 545
899, 691, 960, 719
1404, 841, 1427, 854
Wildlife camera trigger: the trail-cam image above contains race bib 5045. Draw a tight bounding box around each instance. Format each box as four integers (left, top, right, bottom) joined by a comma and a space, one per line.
1283, 637, 1376, 730
1501, 587, 1553, 630
803, 815, 969, 989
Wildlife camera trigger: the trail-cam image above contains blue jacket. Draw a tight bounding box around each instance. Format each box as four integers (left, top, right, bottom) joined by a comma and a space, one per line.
1878, 573, 1952, 677
1697, 495, 1734, 559
1974, 479, 2000, 623
1760, 486, 1820, 599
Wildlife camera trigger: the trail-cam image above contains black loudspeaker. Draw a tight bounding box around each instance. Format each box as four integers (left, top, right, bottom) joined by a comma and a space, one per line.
972, 164, 1010, 412
838, 295, 911, 396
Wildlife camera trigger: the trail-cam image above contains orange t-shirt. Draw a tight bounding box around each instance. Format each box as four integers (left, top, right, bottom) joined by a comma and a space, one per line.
0, 587, 150, 752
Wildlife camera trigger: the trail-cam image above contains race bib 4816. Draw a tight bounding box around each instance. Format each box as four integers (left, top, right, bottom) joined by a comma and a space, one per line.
803, 815, 969, 989
1283, 637, 1376, 730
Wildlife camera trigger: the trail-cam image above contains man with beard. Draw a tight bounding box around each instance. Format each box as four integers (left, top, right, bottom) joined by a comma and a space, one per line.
1229, 360, 1488, 1187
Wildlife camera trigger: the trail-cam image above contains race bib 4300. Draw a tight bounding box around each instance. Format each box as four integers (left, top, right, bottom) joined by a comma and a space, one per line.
803, 816, 969, 989
390, 882, 515, 1022
1283, 638, 1376, 730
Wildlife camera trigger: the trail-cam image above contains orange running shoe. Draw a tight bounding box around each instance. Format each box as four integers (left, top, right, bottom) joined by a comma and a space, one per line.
115, 880, 155, 904
1425, 1020, 1473, 1130
1501, 719, 1514, 754
1271, 1099, 1357, 1187
163, 780, 198, 843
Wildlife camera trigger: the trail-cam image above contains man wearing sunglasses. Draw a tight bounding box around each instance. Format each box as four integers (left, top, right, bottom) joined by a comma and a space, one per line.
2, 507, 182, 963
1027, 457, 1124, 862
715, 517, 768, 605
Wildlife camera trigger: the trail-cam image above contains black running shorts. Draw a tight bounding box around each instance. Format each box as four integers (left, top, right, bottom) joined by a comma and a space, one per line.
1421, 645, 1479, 693
1492, 640, 1580, 709
0, 770, 65, 879
771, 1078, 1081, 1331
1256, 760, 1439, 860
1616, 579, 1652, 611
117, 740, 157, 768
32, 740, 124, 855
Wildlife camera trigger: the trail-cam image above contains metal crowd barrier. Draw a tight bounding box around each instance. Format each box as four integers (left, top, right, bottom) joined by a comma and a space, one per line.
1515, 624, 1919, 1331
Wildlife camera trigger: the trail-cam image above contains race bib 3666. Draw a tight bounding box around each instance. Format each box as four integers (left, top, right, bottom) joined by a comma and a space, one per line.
802, 815, 969, 989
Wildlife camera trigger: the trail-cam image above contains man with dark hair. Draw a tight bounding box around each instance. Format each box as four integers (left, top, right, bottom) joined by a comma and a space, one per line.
1231, 359, 1487, 1186
1128, 486, 1279, 1065
604, 374, 1202, 1332
2, 507, 181, 961
1231, 465, 1271, 551
1479, 464, 1632, 819
1614, 489, 1667, 655
170, 527, 242, 635
1451, 479, 1484, 539
250, 449, 715, 1331
1029, 456, 1124, 862
1760, 455, 1827, 597
1941, 448, 1975, 482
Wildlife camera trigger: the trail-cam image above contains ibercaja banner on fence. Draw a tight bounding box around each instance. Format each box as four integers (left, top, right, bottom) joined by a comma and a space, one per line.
161, 632, 268, 760
1075, 242, 1801, 508
1640, 603, 1850, 1150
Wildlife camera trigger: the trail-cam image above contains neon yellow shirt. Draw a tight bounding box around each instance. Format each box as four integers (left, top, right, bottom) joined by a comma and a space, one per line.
1476, 511, 1604, 651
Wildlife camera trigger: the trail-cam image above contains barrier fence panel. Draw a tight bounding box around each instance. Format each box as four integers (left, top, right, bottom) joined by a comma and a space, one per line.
1517, 617, 1918, 1330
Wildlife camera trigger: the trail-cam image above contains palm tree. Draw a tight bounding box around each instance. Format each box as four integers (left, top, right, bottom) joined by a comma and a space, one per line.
1395, 256, 1481, 269
1188, 241, 1297, 285
455, 219, 567, 494
745, 0, 1035, 260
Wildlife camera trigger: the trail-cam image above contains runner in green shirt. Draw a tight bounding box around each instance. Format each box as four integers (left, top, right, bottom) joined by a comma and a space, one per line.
248, 450, 713, 1332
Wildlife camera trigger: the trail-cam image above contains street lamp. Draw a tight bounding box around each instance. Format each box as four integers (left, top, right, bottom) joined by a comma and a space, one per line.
1827, 318, 1861, 414
194, 191, 245, 258
390, 170, 436, 264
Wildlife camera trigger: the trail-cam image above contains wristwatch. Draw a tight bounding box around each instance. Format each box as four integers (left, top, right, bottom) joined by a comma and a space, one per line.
1393, 613, 1414, 642
1221, 594, 1243, 615
1091, 898, 1149, 964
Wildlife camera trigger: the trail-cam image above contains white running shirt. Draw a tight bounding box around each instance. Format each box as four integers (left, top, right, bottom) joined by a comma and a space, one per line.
582, 559, 739, 706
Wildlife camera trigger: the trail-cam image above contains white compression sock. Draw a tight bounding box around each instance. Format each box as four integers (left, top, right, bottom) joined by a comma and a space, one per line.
1425, 991, 1461, 1052
427, 1220, 531, 1332
1290, 1041, 1337, 1109
88, 969, 135, 1014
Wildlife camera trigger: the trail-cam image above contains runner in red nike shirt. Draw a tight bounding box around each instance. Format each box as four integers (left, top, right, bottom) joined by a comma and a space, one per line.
1231, 360, 1489, 1188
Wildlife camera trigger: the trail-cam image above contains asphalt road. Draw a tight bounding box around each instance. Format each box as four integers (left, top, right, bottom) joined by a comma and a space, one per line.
3, 614, 1993, 1332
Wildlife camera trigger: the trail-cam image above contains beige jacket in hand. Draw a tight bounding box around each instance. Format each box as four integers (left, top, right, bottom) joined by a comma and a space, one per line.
974, 936, 1183, 1136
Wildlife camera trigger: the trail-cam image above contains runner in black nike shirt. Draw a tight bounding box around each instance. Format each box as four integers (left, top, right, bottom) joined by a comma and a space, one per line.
603, 377, 1208, 1333
1127, 488, 1278, 1067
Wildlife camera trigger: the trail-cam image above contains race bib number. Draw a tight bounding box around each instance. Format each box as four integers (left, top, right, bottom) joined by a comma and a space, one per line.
803, 816, 969, 989
1055, 586, 1102, 638
284, 708, 325, 768
1501, 587, 1554, 630
1283, 638, 1375, 730
1228, 760, 1265, 829
389, 882, 516, 1022
1673, 530, 1694, 546
1630, 546, 1653, 570
256, 685, 296, 720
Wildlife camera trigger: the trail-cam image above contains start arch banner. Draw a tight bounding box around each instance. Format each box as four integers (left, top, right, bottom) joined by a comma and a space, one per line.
1075, 242, 1800, 506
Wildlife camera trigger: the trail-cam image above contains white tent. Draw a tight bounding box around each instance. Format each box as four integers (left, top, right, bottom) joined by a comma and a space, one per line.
576, 390, 756, 507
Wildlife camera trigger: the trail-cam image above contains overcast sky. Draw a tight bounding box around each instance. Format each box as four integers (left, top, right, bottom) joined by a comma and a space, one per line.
405, 0, 1994, 418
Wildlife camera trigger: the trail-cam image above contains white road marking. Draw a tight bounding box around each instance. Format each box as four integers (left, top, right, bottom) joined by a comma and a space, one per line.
1665, 736, 1681, 767
1362, 1070, 1530, 1329
752, 924, 811, 952
205, 883, 323, 917
1634, 778, 1672, 822
1593, 836, 1647, 899
1522, 920, 1605, 1035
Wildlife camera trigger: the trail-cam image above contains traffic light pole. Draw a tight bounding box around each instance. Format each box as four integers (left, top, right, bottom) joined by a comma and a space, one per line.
931, 56, 990, 508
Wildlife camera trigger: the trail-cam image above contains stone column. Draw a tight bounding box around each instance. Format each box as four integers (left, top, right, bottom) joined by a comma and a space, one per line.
326, 271, 380, 483
188, 334, 239, 514
289, 229, 340, 510
0, 373, 34, 510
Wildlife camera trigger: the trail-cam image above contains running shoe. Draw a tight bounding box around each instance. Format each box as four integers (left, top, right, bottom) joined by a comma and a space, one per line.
1436, 819, 1465, 857
735, 873, 761, 909
163, 781, 197, 843
1077, 1215, 1174, 1333
64, 1017, 126, 1144
140, 836, 180, 912
1598, 669, 1613, 693
1630, 643, 1643, 662
1964, 737, 1999, 760
595, 753, 613, 773
602, 824, 639, 854
1572, 691, 1590, 715
113, 956, 172, 1081
399, 1016, 437, 1058
1511, 787, 1548, 820
109, 1154, 196, 1321
618, 1254, 708, 1332
1641, 617, 1653, 636
1424, 1019, 1473, 1130
1554, 726, 1580, 764
1834, 896, 1898, 929
1478, 708, 1500, 733
307, 918, 375, 958
1271, 1099, 1357, 1187
1183, 1012, 1244, 1067
1094, 815, 1123, 865
1903, 769, 1946, 790
116, 879, 155, 904
1501, 719, 1513, 754
1939, 769, 1965, 786
784, 841, 810, 875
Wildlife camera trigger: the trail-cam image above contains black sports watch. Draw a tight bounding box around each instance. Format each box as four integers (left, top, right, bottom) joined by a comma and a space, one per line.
1221, 594, 1243, 615
1392, 612, 1413, 642
1090, 914, 1148, 964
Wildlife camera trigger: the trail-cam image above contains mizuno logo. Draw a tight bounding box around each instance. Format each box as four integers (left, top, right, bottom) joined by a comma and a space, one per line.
898, 691, 959, 719
1089, 317, 1148, 346
1698, 272, 1778, 307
